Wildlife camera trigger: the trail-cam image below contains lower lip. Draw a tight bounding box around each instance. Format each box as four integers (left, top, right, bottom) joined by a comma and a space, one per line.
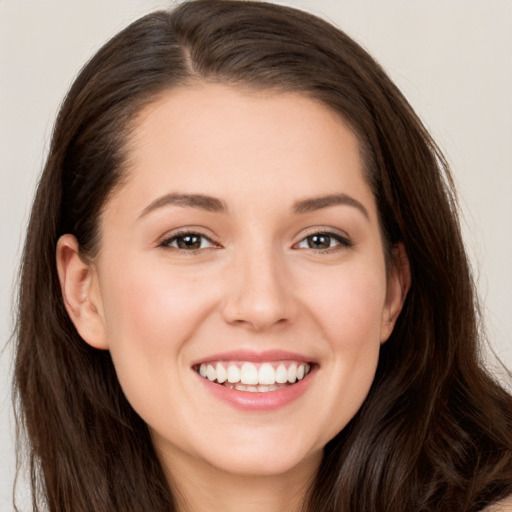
194, 368, 316, 412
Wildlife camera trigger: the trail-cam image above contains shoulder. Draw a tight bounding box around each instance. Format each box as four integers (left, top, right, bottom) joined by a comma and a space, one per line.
481, 495, 512, 512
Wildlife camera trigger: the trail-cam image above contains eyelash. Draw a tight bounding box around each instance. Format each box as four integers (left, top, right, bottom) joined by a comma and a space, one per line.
160, 231, 218, 253
159, 229, 353, 254
294, 230, 353, 254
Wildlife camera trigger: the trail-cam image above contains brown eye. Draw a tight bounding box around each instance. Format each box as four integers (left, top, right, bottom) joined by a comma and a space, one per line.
177, 234, 202, 249
161, 232, 215, 251
306, 234, 332, 249
296, 231, 351, 251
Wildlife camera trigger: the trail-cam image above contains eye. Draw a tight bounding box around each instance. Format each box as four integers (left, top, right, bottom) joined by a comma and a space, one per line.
296, 231, 351, 251
160, 232, 217, 251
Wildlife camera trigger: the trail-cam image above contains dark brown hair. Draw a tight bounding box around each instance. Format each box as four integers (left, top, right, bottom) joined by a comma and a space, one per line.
13, 1, 512, 511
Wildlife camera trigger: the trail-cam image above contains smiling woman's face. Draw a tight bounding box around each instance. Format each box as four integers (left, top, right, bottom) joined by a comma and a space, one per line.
58, 83, 407, 481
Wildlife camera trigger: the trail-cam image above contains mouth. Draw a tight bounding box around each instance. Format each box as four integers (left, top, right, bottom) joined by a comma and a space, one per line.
192, 360, 312, 393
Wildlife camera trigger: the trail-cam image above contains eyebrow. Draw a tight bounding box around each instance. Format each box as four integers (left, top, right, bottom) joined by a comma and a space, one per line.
293, 193, 369, 220
138, 191, 369, 220
139, 193, 227, 219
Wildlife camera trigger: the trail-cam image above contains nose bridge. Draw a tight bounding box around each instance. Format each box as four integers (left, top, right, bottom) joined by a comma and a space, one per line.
222, 235, 295, 331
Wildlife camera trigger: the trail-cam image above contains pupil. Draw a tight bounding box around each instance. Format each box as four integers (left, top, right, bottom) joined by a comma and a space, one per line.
309, 234, 330, 249
178, 235, 201, 249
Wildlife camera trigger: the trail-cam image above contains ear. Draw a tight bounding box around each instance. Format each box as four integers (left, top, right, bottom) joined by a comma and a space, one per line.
56, 234, 109, 350
380, 243, 410, 343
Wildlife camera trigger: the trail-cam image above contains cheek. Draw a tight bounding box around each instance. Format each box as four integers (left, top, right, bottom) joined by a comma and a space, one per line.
100, 258, 208, 346
96, 257, 216, 393
302, 262, 388, 347
95, 257, 222, 440
320, 265, 386, 392
296, 261, 387, 438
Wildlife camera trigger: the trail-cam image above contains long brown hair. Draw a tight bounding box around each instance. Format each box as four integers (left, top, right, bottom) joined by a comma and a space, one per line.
13, 1, 512, 511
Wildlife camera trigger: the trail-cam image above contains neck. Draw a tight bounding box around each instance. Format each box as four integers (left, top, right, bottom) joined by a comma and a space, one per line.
160, 447, 320, 512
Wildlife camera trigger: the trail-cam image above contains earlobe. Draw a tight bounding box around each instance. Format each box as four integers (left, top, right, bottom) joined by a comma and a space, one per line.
56, 234, 109, 350
380, 243, 411, 343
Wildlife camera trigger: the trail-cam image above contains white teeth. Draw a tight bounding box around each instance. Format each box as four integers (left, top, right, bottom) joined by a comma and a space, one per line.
275, 364, 288, 383
227, 365, 241, 383
206, 364, 216, 381
230, 383, 285, 393
197, 361, 312, 389
216, 363, 227, 383
240, 363, 259, 385
258, 363, 276, 385
287, 363, 297, 383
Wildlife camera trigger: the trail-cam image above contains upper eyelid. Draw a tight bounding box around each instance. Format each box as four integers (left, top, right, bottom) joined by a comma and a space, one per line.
159, 226, 217, 241
296, 226, 351, 242
293, 229, 354, 252
298, 234, 350, 245
159, 230, 220, 248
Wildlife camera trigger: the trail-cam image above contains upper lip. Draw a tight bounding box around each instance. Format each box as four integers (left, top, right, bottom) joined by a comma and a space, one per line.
190, 349, 315, 367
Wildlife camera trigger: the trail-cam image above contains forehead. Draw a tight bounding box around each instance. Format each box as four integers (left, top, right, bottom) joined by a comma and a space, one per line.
110, 83, 376, 220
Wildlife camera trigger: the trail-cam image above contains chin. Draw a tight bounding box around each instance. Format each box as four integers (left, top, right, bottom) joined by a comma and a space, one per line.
195, 429, 325, 478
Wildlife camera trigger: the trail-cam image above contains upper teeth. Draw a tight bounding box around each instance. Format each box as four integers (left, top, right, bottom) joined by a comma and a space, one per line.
197, 361, 311, 386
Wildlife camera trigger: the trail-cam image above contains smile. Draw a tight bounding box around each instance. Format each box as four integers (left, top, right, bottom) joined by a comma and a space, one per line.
194, 361, 312, 392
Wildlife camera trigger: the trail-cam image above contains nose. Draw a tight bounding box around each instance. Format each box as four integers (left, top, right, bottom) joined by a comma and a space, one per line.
221, 244, 297, 332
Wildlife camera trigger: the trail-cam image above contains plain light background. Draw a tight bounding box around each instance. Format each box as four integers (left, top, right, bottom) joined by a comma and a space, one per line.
1, 0, 511, 507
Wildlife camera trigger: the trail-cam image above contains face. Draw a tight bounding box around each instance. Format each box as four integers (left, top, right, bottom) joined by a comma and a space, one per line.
59, 83, 407, 482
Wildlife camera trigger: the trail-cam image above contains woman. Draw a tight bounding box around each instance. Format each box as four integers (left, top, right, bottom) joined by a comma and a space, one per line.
13, 1, 512, 511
